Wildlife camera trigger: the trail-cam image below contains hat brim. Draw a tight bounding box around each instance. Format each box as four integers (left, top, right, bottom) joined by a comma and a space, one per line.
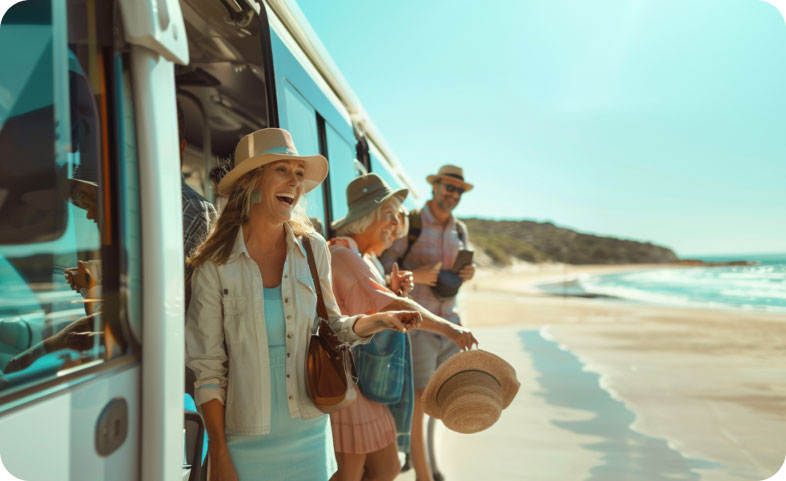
217, 153, 328, 196
426, 174, 474, 192
422, 350, 519, 420
330, 187, 408, 231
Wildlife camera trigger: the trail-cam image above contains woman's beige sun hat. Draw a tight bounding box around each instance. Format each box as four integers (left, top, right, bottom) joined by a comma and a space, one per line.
426, 164, 474, 192
422, 350, 520, 434
330, 173, 408, 231
217, 128, 328, 196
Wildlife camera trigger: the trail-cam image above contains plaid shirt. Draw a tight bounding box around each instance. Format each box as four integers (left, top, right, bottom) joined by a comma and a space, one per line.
183, 176, 218, 304
182, 176, 218, 258
380, 204, 468, 324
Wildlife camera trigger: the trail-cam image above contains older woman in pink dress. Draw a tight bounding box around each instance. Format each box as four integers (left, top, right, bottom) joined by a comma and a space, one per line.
327, 174, 478, 481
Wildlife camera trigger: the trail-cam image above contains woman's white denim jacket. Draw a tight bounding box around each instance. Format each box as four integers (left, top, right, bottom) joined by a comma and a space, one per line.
185, 224, 369, 435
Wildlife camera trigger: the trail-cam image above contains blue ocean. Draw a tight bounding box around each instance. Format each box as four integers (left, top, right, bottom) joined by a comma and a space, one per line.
577, 253, 786, 313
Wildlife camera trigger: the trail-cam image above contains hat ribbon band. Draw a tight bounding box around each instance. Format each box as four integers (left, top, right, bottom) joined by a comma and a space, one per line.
435, 369, 501, 402
444, 173, 465, 182
260, 146, 299, 156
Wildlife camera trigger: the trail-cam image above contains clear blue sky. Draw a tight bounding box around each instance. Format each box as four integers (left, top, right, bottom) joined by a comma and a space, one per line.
298, 0, 786, 257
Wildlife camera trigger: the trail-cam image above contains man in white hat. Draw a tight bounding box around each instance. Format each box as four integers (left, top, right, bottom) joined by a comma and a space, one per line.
381, 164, 475, 481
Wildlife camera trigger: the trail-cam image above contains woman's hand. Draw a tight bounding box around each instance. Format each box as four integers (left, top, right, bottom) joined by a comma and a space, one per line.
64, 261, 94, 292
412, 262, 441, 286
208, 448, 238, 481
389, 262, 414, 296
354, 311, 422, 337
446, 324, 479, 351
378, 310, 422, 333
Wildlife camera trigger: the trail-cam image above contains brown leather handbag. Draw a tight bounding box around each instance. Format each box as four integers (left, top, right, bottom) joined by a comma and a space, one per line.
303, 237, 358, 413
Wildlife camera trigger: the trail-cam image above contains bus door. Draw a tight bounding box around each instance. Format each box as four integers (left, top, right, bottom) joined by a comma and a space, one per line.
265, 9, 363, 234
0, 0, 143, 479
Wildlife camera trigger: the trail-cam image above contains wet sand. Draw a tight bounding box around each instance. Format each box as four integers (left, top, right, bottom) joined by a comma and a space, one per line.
397, 263, 786, 481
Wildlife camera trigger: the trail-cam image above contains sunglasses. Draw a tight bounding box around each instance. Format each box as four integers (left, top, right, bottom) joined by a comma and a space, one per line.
442, 183, 465, 195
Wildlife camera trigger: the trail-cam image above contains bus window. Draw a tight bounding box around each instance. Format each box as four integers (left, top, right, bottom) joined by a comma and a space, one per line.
325, 122, 357, 223
0, 0, 136, 399
282, 81, 325, 226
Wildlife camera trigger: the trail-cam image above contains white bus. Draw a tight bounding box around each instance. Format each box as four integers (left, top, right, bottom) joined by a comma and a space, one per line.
0, 1, 418, 479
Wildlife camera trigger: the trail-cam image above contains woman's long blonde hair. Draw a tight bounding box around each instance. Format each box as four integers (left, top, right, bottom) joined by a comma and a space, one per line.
189, 165, 314, 267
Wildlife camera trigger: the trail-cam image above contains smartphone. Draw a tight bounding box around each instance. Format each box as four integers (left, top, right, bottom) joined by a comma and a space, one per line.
451, 250, 474, 273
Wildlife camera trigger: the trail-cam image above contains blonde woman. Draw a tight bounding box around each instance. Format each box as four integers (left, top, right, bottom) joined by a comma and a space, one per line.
327, 174, 478, 481
185, 129, 421, 481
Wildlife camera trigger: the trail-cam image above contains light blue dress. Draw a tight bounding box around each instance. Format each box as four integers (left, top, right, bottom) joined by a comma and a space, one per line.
226, 286, 337, 480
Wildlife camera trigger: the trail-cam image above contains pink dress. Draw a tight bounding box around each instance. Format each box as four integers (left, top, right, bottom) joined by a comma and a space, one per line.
328, 237, 398, 454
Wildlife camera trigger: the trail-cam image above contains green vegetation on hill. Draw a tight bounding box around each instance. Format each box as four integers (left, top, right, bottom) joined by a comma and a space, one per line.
461, 218, 679, 266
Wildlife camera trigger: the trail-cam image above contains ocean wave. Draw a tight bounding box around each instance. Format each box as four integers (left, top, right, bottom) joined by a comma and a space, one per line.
578, 265, 786, 312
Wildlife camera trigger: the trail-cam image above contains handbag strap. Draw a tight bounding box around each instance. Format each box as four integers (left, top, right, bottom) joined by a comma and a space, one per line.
302, 236, 329, 322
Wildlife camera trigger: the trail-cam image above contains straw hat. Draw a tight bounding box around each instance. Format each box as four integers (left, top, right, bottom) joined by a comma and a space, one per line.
217, 128, 328, 196
426, 165, 474, 192
422, 350, 519, 434
330, 173, 408, 231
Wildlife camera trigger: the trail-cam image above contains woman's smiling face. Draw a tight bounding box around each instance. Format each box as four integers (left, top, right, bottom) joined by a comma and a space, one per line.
362, 199, 401, 255
252, 159, 306, 223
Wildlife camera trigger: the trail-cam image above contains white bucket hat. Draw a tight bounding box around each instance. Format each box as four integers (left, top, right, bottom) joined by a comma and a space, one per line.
217, 128, 328, 196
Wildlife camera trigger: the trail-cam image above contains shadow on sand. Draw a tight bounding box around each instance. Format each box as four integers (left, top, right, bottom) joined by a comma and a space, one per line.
519, 329, 721, 481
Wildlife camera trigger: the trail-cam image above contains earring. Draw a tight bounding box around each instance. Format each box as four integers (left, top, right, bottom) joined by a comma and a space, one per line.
251, 189, 262, 204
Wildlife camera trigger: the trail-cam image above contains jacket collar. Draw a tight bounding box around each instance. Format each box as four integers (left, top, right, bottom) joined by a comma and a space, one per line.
227, 223, 307, 262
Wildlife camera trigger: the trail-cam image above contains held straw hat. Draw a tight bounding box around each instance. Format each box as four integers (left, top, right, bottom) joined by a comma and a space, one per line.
426, 164, 474, 192
330, 173, 408, 231
422, 350, 520, 434
217, 128, 328, 196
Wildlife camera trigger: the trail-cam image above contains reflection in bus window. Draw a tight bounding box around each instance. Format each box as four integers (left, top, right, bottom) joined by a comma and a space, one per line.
282, 82, 325, 226
325, 122, 356, 223
0, 0, 133, 396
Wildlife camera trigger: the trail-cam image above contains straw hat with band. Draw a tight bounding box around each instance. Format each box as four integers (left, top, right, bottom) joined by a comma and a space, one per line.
422, 350, 519, 434
331, 173, 408, 231
426, 164, 474, 192
217, 128, 328, 196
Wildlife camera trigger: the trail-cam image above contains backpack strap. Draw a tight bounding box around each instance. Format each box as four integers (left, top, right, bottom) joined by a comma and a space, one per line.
398, 208, 422, 265
455, 220, 468, 249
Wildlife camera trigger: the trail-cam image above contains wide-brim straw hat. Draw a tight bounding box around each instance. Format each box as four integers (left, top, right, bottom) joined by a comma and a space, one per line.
330, 173, 408, 231
422, 350, 520, 434
426, 164, 474, 192
217, 128, 328, 196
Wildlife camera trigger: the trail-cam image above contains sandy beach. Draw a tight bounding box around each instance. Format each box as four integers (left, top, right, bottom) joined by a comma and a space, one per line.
398, 263, 786, 481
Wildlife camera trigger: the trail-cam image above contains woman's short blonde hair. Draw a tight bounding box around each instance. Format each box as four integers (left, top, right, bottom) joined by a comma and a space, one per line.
335, 197, 403, 237
394, 205, 409, 239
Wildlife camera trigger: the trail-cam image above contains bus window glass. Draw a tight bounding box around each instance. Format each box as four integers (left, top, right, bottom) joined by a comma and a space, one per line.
0, 0, 133, 398
370, 153, 404, 192
325, 123, 356, 223
282, 82, 325, 229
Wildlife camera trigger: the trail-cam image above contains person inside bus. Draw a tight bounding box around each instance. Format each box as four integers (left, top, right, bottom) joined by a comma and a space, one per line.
178, 101, 218, 304
380, 164, 476, 481
185, 128, 423, 481
327, 173, 478, 481
3, 163, 104, 374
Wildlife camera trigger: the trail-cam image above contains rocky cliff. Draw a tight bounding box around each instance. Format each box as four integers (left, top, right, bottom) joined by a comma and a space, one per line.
461, 218, 680, 266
